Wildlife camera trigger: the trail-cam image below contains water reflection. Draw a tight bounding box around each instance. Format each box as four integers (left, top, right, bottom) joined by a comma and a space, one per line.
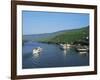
63, 50, 67, 56
33, 53, 40, 59
63, 48, 71, 56
78, 52, 88, 57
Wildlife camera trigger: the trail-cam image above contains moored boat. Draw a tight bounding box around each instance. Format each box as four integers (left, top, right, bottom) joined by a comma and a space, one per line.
75, 45, 89, 53
60, 43, 71, 50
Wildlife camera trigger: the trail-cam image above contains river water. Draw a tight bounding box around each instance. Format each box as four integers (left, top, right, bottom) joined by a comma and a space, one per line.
22, 42, 89, 69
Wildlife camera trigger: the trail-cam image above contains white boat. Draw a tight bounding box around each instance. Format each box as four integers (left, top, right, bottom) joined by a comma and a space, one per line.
77, 48, 88, 52
76, 46, 89, 52
33, 47, 42, 54
60, 43, 71, 50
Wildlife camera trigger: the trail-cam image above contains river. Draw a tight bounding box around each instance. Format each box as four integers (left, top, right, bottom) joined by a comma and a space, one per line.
22, 42, 89, 69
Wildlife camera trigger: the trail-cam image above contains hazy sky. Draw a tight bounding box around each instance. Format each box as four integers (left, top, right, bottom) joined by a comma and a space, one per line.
22, 11, 89, 35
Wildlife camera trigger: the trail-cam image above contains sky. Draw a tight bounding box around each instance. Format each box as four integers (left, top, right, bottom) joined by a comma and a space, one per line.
22, 11, 89, 35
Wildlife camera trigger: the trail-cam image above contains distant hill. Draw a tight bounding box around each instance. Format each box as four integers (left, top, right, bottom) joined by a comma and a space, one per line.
23, 27, 76, 41
23, 26, 89, 44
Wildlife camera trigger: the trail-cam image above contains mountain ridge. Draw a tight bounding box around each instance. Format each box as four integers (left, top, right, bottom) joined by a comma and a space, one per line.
23, 26, 89, 42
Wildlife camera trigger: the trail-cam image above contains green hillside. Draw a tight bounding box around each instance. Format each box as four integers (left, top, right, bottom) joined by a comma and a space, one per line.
37, 26, 89, 44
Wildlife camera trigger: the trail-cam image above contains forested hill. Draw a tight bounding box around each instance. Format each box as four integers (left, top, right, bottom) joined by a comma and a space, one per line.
46, 26, 89, 44
23, 26, 89, 44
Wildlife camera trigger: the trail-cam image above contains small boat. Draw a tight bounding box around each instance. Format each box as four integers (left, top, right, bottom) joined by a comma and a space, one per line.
33, 47, 42, 54
76, 48, 88, 52
60, 43, 71, 50
75, 45, 89, 53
